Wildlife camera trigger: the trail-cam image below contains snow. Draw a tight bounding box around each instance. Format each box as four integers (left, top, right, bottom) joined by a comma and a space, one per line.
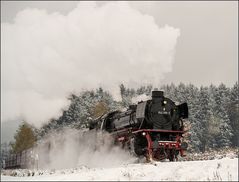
1, 157, 238, 181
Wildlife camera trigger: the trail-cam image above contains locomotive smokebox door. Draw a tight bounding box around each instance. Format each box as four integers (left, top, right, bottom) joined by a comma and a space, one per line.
177, 103, 188, 119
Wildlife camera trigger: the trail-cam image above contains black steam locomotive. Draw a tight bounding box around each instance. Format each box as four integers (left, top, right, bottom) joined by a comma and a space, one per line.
89, 90, 189, 161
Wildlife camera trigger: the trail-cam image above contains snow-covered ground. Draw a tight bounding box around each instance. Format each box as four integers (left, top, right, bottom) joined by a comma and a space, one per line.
1, 157, 238, 181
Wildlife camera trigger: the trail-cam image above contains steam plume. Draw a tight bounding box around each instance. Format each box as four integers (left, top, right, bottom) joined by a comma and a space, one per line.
1, 1, 180, 127
35, 128, 136, 169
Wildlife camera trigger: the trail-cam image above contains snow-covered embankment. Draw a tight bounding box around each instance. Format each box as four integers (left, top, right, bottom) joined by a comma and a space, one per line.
1, 157, 238, 181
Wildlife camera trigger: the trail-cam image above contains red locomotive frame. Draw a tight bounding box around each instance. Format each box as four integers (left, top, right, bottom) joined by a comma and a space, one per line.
111, 128, 187, 161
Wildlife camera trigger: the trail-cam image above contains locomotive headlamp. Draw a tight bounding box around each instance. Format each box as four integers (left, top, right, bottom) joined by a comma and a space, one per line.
163, 100, 167, 105
142, 132, 146, 136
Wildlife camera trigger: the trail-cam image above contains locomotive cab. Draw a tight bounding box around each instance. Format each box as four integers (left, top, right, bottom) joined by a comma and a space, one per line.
177, 102, 188, 119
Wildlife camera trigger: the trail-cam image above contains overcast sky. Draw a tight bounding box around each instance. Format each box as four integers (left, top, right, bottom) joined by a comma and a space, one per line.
1, 1, 238, 132
2, 1, 238, 87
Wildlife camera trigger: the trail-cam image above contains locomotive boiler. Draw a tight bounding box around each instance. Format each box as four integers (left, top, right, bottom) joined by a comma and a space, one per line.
89, 90, 189, 161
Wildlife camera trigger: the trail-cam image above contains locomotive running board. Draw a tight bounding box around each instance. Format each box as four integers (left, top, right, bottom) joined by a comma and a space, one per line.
132, 129, 185, 134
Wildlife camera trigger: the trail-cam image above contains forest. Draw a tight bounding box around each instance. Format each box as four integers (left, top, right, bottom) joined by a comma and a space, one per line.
3, 82, 238, 155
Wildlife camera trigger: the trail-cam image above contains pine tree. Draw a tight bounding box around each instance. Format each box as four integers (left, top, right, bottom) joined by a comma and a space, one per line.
186, 85, 201, 152
213, 83, 233, 148
227, 82, 239, 146
206, 84, 220, 149
195, 86, 211, 152
176, 82, 187, 103
119, 84, 133, 108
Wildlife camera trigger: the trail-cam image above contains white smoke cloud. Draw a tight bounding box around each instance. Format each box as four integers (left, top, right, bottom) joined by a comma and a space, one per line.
1, 1, 180, 127
34, 128, 136, 169
131, 94, 151, 104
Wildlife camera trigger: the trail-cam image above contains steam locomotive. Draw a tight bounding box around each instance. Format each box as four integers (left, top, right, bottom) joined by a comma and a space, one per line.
89, 90, 189, 161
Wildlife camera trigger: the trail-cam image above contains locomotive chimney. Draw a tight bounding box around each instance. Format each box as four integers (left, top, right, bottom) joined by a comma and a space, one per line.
152, 90, 164, 99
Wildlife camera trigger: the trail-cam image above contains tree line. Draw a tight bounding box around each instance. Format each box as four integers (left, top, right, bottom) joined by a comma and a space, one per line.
4, 82, 238, 155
